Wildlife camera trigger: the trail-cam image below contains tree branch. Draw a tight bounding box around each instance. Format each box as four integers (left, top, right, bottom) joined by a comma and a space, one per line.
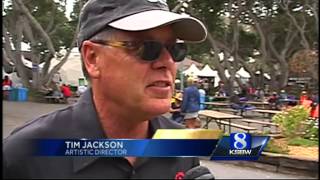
2, 26, 16, 64
281, 0, 310, 49
206, 32, 228, 83
45, 3, 56, 33
307, 1, 318, 38
15, 0, 56, 56
172, 0, 190, 13
43, 1, 84, 86
11, 4, 30, 87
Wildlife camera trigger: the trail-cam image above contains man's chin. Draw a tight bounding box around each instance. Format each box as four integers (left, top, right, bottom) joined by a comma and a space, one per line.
143, 100, 171, 115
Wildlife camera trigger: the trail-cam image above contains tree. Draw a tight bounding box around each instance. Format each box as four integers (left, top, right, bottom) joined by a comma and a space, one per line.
3, 0, 84, 93
168, 0, 318, 94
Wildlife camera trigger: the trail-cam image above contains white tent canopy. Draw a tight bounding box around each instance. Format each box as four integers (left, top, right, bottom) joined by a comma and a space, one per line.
182, 63, 201, 77
236, 67, 251, 78
264, 73, 271, 80
224, 70, 230, 78
196, 64, 220, 87
196, 64, 218, 77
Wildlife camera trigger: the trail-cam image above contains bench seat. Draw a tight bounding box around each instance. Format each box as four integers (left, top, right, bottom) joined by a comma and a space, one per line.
216, 120, 257, 133
44, 96, 65, 103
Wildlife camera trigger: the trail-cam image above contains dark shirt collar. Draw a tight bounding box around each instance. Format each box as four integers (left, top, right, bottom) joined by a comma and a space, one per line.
71, 88, 164, 172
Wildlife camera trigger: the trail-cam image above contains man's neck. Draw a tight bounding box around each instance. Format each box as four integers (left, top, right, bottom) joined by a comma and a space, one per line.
93, 94, 150, 139
92, 93, 151, 166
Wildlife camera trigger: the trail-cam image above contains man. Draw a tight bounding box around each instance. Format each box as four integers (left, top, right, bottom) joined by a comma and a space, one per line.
3, 75, 13, 90
267, 91, 279, 109
299, 91, 308, 104
60, 84, 72, 103
3, 75, 13, 100
230, 90, 254, 116
4, 0, 212, 179
181, 77, 201, 128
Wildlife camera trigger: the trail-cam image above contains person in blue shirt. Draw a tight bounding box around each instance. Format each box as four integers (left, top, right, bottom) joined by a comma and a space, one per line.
279, 89, 288, 99
181, 77, 201, 128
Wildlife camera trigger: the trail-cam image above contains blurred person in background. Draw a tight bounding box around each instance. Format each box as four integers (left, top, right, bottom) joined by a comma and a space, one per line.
3, 75, 12, 90
181, 77, 201, 128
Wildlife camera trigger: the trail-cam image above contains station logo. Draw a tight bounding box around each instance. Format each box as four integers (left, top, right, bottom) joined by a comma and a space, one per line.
229, 133, 252, 156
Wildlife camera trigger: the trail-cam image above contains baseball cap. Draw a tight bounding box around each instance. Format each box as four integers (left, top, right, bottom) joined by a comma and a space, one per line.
77, 0, 207, 49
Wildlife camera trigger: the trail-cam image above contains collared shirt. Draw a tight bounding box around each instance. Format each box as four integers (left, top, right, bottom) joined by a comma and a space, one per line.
3, 89, 199, 179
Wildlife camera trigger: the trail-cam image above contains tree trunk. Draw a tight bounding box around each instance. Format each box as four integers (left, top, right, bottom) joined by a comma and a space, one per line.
14, 15, 30, 87
22, 17, 41, 89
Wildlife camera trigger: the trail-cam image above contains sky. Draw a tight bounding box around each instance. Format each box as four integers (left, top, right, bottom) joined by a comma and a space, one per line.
65, 0, 75, 19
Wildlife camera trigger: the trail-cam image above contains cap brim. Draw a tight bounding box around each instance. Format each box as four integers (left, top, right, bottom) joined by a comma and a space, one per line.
109, 10, 207, 43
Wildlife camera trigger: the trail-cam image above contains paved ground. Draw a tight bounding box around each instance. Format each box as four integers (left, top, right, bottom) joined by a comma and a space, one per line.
200, 160, 316, 179
3, 101, 69, 138
2, 100, 316, 179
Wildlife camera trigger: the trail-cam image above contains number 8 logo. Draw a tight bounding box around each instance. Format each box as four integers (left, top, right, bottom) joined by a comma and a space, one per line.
233, 133, 247, 149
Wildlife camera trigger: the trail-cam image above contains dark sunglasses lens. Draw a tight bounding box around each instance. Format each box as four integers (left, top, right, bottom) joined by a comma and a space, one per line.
141, 41, 163, 61
168, 43, 187, 62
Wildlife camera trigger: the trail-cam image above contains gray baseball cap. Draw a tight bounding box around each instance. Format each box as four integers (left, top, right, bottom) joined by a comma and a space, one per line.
77, 0, 207, 49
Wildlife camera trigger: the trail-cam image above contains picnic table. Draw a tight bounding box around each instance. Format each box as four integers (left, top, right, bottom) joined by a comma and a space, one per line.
252, 109, 282, 118
44, 95, 66, 103
202, 102, 231, 110
199, 110, 244, 133
241, 119, 280, 133
246, 101, 269, 109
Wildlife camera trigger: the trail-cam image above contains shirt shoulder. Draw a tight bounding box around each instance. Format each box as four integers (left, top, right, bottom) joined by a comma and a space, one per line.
3, 105, 77, 178
151, 115, 185, 130
3, 105, 75, 159
5, 105, 75, 140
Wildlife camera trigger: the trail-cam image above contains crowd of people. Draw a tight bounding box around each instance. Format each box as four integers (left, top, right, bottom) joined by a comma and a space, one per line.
171, 77, 319, 127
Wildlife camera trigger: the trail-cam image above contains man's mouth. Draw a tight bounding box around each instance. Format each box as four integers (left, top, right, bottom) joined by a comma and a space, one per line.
147, 81, 171, 88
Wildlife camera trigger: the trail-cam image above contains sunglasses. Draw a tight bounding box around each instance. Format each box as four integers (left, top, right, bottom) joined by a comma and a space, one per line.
90, 40, 188, 62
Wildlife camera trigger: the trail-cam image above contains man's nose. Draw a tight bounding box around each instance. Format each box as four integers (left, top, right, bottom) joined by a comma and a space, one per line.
151, 48, 175, 70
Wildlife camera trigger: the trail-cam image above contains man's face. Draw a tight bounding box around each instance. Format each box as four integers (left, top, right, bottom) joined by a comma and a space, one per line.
88, 26, 177, 118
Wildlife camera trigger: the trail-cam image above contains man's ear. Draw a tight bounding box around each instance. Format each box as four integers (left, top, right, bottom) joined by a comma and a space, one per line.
81, 41, 100, 79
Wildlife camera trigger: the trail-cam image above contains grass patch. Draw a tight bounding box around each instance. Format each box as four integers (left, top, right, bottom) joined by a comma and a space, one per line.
287, 137, 319, 147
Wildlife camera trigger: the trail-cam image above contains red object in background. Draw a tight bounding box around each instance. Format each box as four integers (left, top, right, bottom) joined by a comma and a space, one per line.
175, 171, 185, 180
3, 79, 12, 86
248, 87, 255, 94
61, 85, 72, 98
310, 105, 319, 118
301, 99, 312, 109
301, 99, 319, 118
300, 95, 308, 104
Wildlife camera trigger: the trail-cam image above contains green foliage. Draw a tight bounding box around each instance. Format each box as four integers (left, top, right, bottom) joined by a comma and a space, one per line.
3, 0, 75, 53
223, 132, 230, 136
287, 137, 319, 147
272, 106, 310, 138
302, 119, 319, 141
264, 138, 289, 154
